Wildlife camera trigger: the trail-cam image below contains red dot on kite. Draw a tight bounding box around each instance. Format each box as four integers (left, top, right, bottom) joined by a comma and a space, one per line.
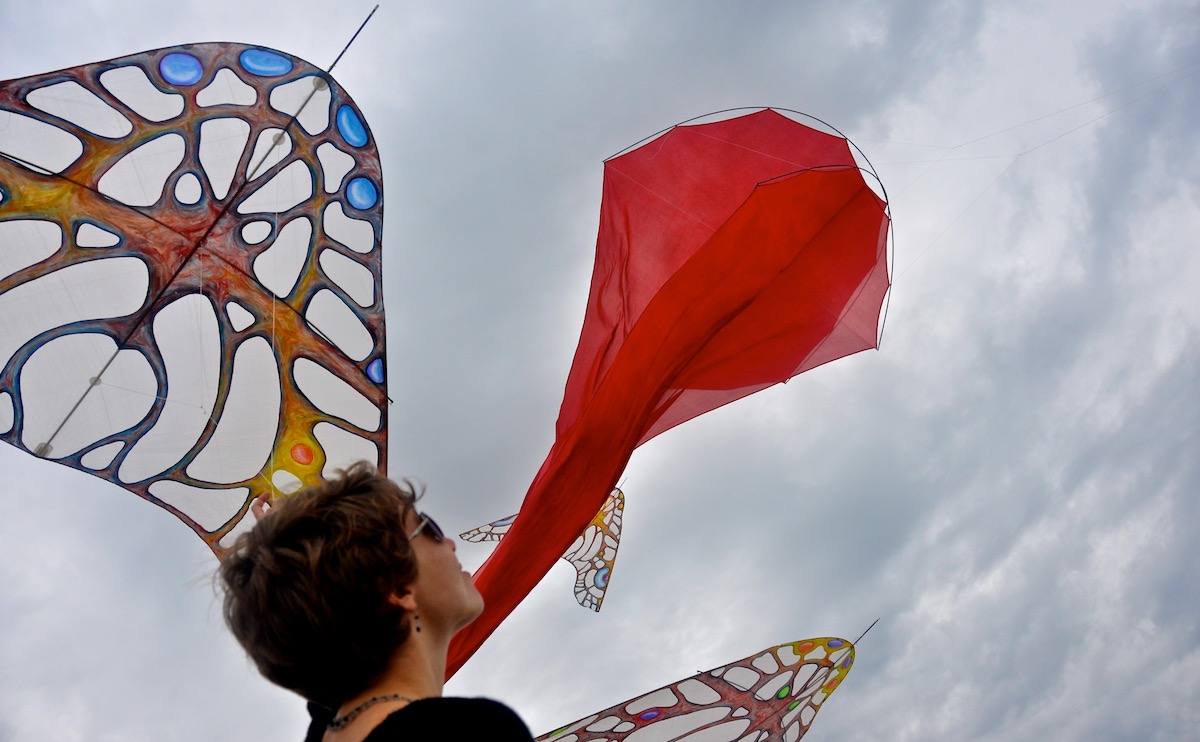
290, 443, 314, 465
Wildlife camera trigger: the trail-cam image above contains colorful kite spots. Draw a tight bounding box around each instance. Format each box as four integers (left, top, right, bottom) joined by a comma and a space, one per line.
366, 358, 385, 384
290, 443, 315, 465
346, 177, 378, 210
159, 53, 204, 86
336, 105, 369, 147
239, 48, 294, 77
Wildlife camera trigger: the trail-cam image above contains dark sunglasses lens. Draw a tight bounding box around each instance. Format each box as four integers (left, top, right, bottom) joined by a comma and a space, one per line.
424, 515, 445, 541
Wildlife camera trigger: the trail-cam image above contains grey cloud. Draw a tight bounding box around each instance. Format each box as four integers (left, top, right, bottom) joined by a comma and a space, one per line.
2, 1, 1198, 740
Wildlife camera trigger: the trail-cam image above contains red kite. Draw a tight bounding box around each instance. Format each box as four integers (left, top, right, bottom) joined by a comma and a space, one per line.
449, 109, 891, 673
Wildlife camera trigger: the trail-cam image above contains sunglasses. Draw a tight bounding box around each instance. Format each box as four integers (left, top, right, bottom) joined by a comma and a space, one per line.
407, 511, 445, 542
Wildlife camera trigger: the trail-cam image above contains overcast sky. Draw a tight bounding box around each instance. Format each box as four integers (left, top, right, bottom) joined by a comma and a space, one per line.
1, 1, 1198, 740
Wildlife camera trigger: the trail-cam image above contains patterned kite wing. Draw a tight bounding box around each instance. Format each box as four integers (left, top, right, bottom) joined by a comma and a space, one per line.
563, 487, 623, 611
539, 637, 854, 742
460, 488, 624, 611
0, 43, 386, 555
459, 513, 517, 543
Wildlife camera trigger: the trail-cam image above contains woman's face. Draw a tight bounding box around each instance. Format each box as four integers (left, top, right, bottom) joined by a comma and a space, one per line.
403, 507, 484, 633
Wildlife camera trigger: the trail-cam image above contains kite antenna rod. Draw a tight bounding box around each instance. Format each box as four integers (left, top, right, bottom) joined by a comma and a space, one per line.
328, 5, 380, 74
853, 617, 880, 645
247, 3, 378, 178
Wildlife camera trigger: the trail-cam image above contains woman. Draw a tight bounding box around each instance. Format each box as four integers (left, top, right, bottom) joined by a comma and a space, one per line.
220, 462, 534, 741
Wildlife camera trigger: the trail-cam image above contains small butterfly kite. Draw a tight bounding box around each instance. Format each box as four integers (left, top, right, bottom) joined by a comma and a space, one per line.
461, 488, 624, 611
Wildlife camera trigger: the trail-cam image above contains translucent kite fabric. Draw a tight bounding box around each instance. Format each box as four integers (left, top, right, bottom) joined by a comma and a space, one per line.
0, 43, 386, 553
449, 110, 890, 674
460, 488, 624, 611
539, 637, 855, 741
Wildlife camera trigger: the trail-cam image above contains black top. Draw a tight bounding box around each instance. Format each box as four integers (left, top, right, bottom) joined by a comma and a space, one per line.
306, 697, 535, 741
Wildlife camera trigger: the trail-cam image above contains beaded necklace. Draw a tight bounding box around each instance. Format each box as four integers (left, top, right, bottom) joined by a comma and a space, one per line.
327, 694, 415, 731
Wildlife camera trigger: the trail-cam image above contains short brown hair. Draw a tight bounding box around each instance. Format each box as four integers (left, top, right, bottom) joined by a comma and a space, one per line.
219, 462, 421, 707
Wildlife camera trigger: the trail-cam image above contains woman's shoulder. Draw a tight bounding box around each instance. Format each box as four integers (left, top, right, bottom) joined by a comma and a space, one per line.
364, 697, 535, 741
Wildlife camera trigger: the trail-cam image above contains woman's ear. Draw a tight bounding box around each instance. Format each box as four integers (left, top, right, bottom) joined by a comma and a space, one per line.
387, 588, 417, 612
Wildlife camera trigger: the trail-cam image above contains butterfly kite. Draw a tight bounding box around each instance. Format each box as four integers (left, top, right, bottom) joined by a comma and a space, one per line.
1, 39, 890, 736
540, 637, 856, 741
0, 43, 386, 553
462, 488, 624, 611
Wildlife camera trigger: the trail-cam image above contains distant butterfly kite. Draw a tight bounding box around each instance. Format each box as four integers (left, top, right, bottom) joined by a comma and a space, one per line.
462, 488, 624, 611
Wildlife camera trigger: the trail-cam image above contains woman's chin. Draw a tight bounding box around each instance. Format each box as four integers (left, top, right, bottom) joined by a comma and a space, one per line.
466, 591, 486, 621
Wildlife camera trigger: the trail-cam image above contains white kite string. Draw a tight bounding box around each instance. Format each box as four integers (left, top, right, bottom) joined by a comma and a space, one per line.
893, 60, 1199, 279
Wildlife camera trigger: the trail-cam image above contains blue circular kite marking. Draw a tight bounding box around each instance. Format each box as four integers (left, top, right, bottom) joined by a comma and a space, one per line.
366, 358, 385, 384
239, 48, 294, 77
336, 105, 369, 147
346, 177, 378, 210
828, 639, 844, 648
159, 53, 204, 86
639, 711, 660, 721
593, 566, 610, 589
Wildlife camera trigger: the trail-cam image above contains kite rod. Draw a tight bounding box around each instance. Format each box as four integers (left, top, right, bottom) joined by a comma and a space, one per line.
247, 4, 380, 179
853, 617, 880, 645
328, 4, 380, 74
